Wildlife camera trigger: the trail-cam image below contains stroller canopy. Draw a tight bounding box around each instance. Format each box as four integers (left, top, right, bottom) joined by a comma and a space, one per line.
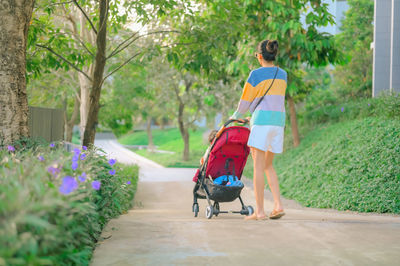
194, 126, 250, 182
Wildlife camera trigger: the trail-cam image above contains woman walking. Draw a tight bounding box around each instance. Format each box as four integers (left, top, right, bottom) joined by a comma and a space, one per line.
231, 40, 287, 220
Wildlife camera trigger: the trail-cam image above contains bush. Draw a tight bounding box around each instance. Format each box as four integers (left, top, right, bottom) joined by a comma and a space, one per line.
302, 93, 400, 127
0, 143, 138, 265
275, 117, 400, 213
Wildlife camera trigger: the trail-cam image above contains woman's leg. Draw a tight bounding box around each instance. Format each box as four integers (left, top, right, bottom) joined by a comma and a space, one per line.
264, 151, 283, 211
251, 147, 266, 218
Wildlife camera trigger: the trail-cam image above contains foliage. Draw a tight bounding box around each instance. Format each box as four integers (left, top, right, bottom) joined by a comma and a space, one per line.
331, 0, 374, 98
274, 117, 400, 213
301, 94, 400, 129
0, 143, 138, 265
119, 128, 208, 167
169, 0, 343, 96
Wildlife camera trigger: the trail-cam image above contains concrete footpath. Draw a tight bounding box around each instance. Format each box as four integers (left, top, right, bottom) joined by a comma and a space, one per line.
91, 140, 400, 266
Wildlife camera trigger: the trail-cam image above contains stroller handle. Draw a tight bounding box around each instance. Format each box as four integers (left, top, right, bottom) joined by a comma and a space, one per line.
223, 118, 249, 127
215, 118, 249, 139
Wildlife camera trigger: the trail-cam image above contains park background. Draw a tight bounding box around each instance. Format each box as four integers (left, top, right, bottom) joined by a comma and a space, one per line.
1, 0, 399, 265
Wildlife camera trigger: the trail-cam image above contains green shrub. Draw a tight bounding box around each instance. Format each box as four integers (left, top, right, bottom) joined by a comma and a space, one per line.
302, 93, 400, 127
0, 143, 138, 265
274, 117, 400, 213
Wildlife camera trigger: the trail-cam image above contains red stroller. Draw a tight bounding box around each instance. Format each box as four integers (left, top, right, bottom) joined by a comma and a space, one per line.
192, 119, 254, 219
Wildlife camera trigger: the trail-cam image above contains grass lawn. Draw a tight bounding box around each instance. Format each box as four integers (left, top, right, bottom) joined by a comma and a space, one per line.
119, 128, 209, 168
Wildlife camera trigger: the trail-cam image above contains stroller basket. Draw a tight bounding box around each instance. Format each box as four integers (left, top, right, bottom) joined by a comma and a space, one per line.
197, 178, 244, 202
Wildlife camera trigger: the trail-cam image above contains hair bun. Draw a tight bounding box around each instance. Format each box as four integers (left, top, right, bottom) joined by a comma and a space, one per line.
266, 40, 278, 54
257, 39, 278, 61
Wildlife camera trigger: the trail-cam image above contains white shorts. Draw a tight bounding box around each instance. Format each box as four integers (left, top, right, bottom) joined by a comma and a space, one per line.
247, 125, 284, 153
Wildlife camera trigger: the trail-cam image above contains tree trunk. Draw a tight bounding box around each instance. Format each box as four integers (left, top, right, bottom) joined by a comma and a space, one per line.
82, 0, 108, 146
287, 96, 300, 147
66, 9, 95, 142
0, 0, 34, 145
182, 128, 190, 161
146, 117, 155, 152
77, 10, 95, 141
63, 94, 80, 142
159, 119, 165, 130
177, 101, 190, 161
78, 71, 91, 141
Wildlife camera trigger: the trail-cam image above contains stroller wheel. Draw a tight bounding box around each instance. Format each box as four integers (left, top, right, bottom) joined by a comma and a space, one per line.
193, 203, 199, 217
246, 205, 254, 216
213, 202, 220, 217
205, 206, 214, 219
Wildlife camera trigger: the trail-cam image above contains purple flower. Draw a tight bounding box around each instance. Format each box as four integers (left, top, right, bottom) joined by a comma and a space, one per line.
92, 180, 101, 190
71, 161, 78, 171
368, 103, 371, 106
73, 148, 81, 155
108, 159, 116, 166
7, 145, 15, 152
82, 146, 87, 151
47, 166, 60, 177
59, 176, 78, 195
78, 172, 86, 182
341, 107, 344, 112
38, 155, 45, 162
126, 181, 131, 185
49, 143, 55, 148
72, 154, 80, 162
80, 153, 86, 161
108, 169, 116, 175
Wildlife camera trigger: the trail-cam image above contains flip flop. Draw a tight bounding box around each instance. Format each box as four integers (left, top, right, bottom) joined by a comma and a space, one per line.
244, 213, 268, 221
269, 209, 285, 219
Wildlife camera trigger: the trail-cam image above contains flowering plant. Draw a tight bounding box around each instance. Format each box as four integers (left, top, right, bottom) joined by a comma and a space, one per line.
0, 141, 138, 265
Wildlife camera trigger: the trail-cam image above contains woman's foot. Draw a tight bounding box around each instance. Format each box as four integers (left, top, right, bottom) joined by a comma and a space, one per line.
269, 209, 285, 219
244, 213, 268, 221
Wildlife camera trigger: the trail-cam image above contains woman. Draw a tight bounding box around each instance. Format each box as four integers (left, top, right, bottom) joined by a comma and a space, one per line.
231, 40, 287, 220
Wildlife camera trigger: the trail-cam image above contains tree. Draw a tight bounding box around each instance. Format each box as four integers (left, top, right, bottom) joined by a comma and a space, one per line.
30, 0, 180, 146
332, 0, 374, 99
0, 0, 35, 145
166, 0, 342, 147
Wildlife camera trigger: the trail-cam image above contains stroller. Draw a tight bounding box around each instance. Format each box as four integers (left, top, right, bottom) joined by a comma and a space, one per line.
192, 118, 254, 219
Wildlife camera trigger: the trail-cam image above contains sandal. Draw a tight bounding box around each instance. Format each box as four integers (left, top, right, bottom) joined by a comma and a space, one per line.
269, 209, 285, 219
244, 213, 268, 221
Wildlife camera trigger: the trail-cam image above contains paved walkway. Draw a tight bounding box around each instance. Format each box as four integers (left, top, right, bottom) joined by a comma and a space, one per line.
91, 140, 400, 266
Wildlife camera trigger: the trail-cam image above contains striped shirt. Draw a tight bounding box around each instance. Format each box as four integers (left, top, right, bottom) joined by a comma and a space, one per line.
232, 67, 287, 127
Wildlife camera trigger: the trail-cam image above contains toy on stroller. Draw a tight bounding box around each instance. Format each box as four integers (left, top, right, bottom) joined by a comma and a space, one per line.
192, 118, 254, 219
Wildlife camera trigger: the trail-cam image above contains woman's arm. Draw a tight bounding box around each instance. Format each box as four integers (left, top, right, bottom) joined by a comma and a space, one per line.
231, 73, 256, 119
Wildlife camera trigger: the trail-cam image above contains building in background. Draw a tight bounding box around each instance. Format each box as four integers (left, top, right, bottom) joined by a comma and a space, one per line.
320, 0, 349, 34
372, 0, 400, 96
301, 0, 349, 35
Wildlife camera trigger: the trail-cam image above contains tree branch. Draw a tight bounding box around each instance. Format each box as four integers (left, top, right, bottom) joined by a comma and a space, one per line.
58, 30, 94, 56
72, 0, 97, 35
101, 51, 142, 84
50, 1, 74, 6
188, 107, 201, 126
36, 44, 92, 81
173, 86, 184, 106
35, 1, 73, 9
62, 12, 94, 57
107, 30, 180, 60
107, 31, 140, 59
